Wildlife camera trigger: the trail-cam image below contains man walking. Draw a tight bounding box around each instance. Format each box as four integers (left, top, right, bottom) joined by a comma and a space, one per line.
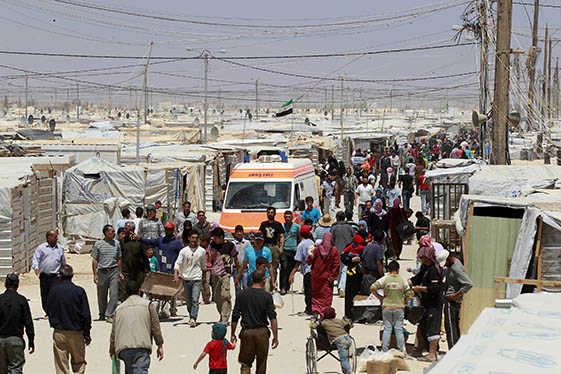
330, 211, 354, 297
280, 211, 299, 295
0, 273, 34, 374
47, 265, 91, 374
137, 205, 164, 240
32, 230, 66, 317
208, 227, 239, 324
342, 167, 358, 219
233, 225, 251, 294
174, 201, 197, 234
138, 222, 183, 316
259, 207, 284, 289
110, 280, 164, 373
115, 208, 132, 231
174, 230, 206, 327
301, 196, 321, 225
231, 270, 279, 374
444, 253, 473, 349
92, 225, 123, 322
355, 176, 374, 217
289, 225, 314, 315
193, 211, 211, 237
120, 222, 150, 300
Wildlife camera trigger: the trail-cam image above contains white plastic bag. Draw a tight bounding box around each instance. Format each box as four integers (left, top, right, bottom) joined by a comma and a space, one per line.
357, 345, 377, 372
272, 291, 284, 309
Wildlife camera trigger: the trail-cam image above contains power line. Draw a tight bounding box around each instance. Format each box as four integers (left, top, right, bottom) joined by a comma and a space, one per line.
0, 42, 476, 60
513, 2, 561, 9
47, 0, 468, 29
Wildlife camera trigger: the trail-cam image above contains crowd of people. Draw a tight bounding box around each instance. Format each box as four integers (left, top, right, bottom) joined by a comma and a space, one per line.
0, 136, 477, 374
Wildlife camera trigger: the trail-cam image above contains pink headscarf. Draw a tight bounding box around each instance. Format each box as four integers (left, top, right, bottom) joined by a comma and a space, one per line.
317, 232, 335, 259
392, 197, 402, 209
387, 167, 393, 181
417, 246, 442, 275
374, 199, 387, 217
419, 234, 434, 249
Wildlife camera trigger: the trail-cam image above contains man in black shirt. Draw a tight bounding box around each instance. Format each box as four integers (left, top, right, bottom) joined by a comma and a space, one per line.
414, 211, 431, 241
231, 270, 278, 374
0, 273, 34, 373
259, 207, 285, 289
47, 264, 92, 374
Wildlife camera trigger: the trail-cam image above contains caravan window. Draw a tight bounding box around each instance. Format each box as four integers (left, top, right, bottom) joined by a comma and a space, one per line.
224, 182, 292, 210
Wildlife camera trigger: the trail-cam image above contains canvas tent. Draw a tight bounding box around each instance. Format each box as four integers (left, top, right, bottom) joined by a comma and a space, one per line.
62, 157, 206, 239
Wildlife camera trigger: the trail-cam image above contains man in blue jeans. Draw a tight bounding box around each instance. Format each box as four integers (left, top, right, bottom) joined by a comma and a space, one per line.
174, 231, 206, 328
110, 280, 164, 373
232, 225, 251, 295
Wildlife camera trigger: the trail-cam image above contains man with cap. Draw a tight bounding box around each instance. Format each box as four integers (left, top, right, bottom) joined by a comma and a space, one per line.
91, 224, 123, 322
236, 232, 275, 292
47, 264, 92, 374
137, 205, 164, 240
0, 273, 35, 373
32, 229, 66, 317
138, 221, 183, 316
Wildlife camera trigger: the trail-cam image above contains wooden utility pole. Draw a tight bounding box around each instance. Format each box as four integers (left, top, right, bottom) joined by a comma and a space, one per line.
491, 0, 512, 165
340, 77, 344, 141
554, 58, 560, 117
547, 39, 552, 120
527, 0, 540, 131
203, 51, 209, 142
255, 79, 259, 120
541, 26, 549, 162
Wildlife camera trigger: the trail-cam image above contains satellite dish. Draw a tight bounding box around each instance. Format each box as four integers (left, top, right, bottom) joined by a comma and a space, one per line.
208, 126, 219, 140
48, 119, 56, 132
41, 115, 47, 123
472, 110, 487, 127
27, 114, 34, 125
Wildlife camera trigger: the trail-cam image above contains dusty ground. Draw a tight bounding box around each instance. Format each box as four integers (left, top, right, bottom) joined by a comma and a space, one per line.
18, 196, 438, 374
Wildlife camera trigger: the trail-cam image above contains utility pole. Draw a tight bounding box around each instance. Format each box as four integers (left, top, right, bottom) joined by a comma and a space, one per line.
24, 75, 28, 121
554, 58, 560, 117
218, 87, 222, 113
527, 0, 540, 130
491, 0, 512, 165
340, 77, 344, 142
547, 38, 552, 120
324, 88, 328, 114
76, 83, 80, 120
541, 26, 548, 158
143, 41, 154, 124
255, 79, 259, 120
203, 51, 209, 142
331, 84, 335, 121
512, 51, 524, 113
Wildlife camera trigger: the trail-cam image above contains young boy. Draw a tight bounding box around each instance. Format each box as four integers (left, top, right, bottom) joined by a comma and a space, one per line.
146, 247, 158, 273
255, 256, 272, 292
193, 323, 235, 374
317, 307, 353, 374
371, 260, 414, 352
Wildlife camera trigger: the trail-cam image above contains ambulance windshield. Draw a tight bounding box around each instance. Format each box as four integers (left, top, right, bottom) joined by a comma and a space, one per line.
224, 182, 292, 210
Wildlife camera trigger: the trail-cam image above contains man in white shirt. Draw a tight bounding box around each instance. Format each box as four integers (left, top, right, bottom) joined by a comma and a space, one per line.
232, 225, 251, 295
174, 201, 197, 234
173, 231, 206, 327
355, 176, 374, 217
321, 174, 336, 215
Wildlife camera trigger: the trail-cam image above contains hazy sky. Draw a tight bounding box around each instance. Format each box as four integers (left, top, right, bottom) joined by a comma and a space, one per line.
0, 0, 559, 106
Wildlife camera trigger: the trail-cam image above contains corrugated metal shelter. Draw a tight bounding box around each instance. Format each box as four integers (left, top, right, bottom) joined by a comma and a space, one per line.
454, 193, 561, 333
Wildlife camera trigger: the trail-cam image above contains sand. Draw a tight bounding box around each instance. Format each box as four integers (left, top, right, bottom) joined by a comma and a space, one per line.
18, 196, 436, 374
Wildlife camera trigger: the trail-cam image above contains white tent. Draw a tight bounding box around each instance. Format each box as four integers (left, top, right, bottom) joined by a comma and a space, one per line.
62, 157, 144, 239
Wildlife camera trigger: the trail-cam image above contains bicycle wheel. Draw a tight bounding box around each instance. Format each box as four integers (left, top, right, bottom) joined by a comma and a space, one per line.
306, 337, 318, 374
349, 337, 358, 374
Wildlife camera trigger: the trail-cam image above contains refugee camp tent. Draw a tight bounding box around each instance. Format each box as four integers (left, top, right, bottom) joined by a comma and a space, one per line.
454, 192, 561, 332
62, 157, 145, 239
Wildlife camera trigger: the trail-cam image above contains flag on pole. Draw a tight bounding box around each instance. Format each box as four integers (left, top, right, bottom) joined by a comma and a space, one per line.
274, 99, 293, 117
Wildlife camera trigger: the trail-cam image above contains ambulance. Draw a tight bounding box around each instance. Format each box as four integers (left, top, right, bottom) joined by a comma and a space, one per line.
219, 155, 319, 232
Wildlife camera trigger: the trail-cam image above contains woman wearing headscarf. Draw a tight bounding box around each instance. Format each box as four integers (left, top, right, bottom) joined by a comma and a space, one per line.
341, 234, 366, 319
369, 199, 389, 236
408, 246, 444, 362
388, 198, 406, 260
372, 187, 387, 210
308, 232, 340, 316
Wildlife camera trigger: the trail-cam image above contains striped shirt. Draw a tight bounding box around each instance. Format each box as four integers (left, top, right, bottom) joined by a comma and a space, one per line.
91, 239, 121, 269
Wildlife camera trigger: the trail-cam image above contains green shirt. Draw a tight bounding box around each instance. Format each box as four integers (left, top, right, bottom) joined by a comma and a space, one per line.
372, 273, 414, 309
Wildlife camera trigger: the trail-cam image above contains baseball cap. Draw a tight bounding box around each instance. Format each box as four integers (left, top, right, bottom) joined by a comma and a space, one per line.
164, 222, 175, 230
253, 232, 264, 241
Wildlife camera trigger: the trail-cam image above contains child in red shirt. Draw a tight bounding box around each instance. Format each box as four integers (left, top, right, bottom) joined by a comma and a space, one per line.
194, 323, 235, 374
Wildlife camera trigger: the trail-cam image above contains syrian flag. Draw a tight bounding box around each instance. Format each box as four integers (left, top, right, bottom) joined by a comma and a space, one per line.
274, 99, 293, 117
